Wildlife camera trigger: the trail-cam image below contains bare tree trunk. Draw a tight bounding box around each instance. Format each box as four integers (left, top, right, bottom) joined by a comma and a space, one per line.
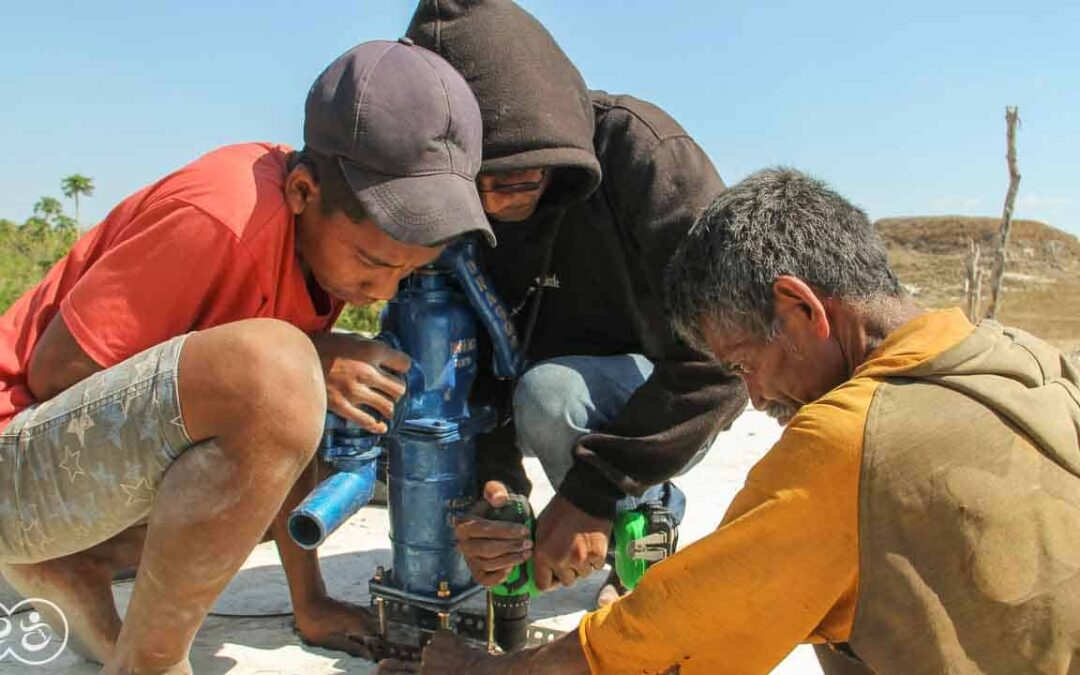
965, 239, 982, 321
985, 106, 1021, 320
974, 265, 983, 323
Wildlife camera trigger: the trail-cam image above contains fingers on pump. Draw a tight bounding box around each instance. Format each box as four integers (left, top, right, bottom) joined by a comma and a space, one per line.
351, 360, 406, 403
367, 366, 407, 401
331, 395, 388, 434
349, 382, 396, 419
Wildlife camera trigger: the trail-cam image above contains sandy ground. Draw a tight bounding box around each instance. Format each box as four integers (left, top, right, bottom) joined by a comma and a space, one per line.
1, 408, 823, 674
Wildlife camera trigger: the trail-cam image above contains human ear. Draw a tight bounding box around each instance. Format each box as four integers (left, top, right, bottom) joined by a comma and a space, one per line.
284, 165, 320, 216
772, 276, 831, 340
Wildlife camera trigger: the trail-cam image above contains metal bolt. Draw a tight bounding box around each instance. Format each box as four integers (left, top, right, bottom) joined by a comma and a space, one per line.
486, 591, 496, 653
437, 580, 450, 598
438, 612, 451, 630
375, 597, 387, 637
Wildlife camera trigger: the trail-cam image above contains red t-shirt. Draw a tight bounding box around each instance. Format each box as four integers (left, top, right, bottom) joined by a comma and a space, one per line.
0, 143, 343, 432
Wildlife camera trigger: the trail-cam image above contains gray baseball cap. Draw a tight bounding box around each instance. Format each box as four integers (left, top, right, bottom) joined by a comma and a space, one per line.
304, 39, 495, 247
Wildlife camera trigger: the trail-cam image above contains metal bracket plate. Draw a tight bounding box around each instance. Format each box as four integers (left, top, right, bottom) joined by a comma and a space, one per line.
365, 597, 566, 662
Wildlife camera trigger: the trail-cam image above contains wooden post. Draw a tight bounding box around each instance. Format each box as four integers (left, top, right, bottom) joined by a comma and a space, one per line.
965, 238, 982, 322
985, 107, 1021, 320
974, 265, 983, 324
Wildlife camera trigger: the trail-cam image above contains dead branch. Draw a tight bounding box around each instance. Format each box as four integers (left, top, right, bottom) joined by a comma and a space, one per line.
965, 238, 982, 321
973, 265, 983, 323
985, 106, 1021, 319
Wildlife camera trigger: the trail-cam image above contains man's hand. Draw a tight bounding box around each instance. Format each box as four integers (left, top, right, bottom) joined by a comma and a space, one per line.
454, 481, 533, 587
532, 495, 611, 591
311, 333, 410, 433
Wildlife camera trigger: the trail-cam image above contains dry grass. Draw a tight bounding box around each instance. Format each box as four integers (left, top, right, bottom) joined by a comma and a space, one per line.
879, 217, 1080, 354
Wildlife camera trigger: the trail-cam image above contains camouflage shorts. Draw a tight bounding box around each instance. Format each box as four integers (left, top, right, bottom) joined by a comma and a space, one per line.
0, 334, 193, 564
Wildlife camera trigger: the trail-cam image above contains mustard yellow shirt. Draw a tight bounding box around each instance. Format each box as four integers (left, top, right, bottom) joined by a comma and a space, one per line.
578, 309, 975, 674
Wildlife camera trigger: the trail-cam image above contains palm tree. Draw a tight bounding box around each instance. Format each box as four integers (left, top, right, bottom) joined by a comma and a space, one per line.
61, 174, 95, 225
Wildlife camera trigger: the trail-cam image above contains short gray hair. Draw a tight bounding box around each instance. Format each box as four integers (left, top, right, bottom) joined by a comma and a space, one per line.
665, 168, 902, 349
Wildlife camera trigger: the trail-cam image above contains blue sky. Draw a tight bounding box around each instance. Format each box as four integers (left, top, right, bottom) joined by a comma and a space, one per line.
3, 1, 1077, 234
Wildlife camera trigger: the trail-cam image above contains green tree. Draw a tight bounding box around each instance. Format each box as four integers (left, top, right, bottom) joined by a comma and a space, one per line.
29, 196, 76, 233
32, 196, 63, 219
0, 209, 79, 311
61, 174, 95, 225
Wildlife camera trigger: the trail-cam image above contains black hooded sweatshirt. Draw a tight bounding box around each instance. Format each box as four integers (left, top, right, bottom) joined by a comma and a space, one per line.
407, 0, 748, 520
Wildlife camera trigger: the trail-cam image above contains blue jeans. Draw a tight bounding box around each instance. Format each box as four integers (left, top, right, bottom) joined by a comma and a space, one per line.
513, 354, 708, 524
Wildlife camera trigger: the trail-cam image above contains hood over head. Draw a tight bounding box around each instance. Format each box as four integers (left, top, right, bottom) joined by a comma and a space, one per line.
867, 314, 1080, 479
406, 0, 602, 208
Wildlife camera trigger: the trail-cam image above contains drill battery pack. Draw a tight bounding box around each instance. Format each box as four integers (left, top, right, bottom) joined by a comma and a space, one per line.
613, 502, 678, 591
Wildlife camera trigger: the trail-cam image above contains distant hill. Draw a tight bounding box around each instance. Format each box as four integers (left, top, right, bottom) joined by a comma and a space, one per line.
877, 215, 1080, 355
878, 215, 1080, 264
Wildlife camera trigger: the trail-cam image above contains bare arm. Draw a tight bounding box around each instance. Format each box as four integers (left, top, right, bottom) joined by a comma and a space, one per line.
27, 312, 103, 402
516, 631, 590, 675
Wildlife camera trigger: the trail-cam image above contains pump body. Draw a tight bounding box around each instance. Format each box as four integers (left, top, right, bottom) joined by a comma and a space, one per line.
288, 238, 523, 655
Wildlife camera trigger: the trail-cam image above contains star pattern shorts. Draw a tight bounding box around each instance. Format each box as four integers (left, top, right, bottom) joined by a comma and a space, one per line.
0, 334, 193, 564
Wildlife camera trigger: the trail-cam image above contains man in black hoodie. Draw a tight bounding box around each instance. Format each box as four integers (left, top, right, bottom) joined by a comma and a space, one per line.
405, 0, 747, 597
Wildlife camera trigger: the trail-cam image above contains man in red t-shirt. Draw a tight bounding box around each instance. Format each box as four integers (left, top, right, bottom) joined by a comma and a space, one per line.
0, 39, 492, 673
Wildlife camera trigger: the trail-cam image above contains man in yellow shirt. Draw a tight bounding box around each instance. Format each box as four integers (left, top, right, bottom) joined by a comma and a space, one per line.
380, 168, 1080, 674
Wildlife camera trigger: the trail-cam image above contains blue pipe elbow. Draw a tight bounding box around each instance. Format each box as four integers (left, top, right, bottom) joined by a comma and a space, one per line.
288, 458, 378, 550
443, 239, 523, 379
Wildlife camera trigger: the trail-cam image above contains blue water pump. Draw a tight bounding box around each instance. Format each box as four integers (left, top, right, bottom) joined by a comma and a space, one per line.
288, 237, 522, 655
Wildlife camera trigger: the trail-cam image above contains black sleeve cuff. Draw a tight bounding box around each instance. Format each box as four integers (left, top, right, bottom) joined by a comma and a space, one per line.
475, 422, 533, 497
557, 460, 623, 521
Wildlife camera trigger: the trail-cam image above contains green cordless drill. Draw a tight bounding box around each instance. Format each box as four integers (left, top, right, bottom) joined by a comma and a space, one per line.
480, 496, 677, 652
481, 493, 539, 652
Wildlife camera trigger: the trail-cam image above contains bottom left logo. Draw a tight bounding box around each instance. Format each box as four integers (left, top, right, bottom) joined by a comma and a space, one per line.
0, 599, 70, 665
